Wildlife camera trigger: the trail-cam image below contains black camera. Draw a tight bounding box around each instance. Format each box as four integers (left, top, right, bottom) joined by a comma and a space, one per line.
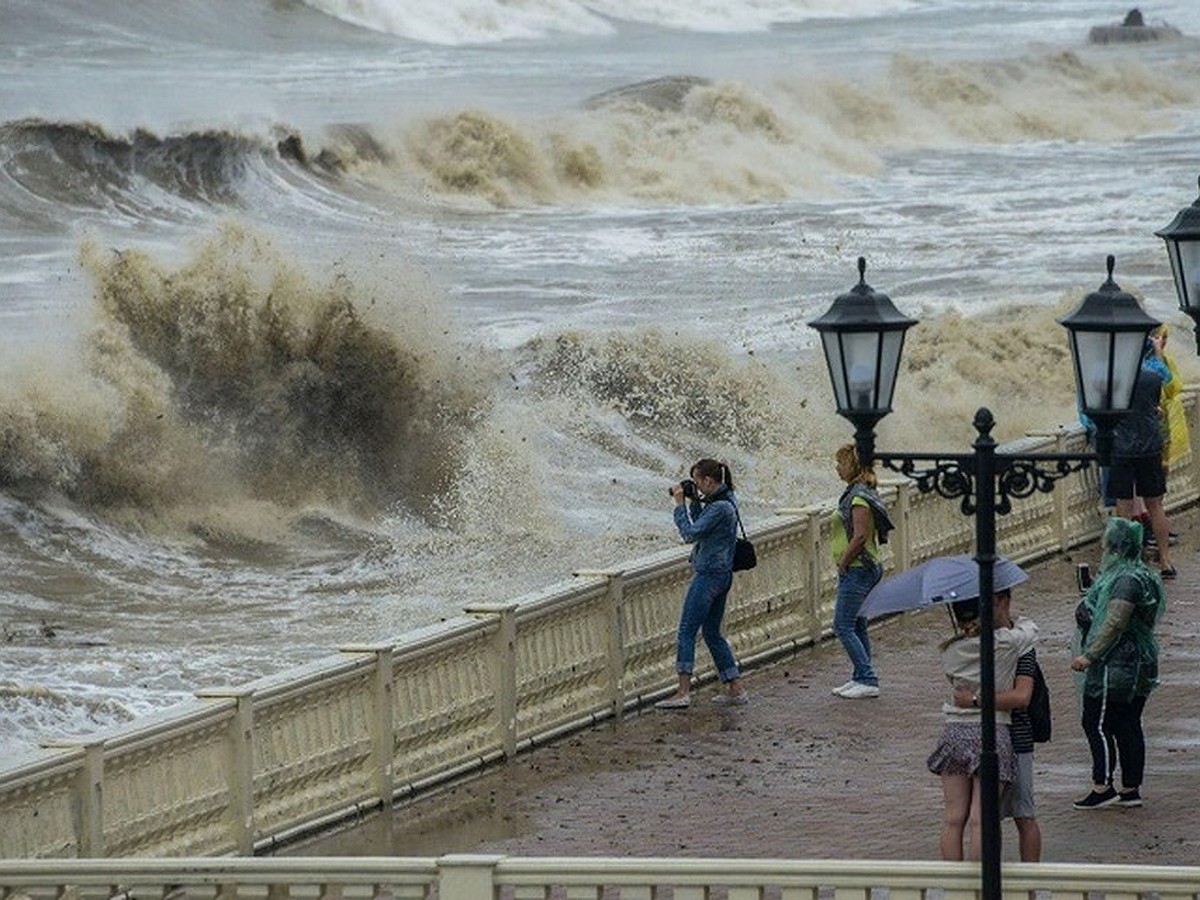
668, 478, 698, 499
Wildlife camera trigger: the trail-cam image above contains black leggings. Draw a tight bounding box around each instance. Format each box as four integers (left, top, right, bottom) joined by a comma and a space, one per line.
1081, 693, 1148, 789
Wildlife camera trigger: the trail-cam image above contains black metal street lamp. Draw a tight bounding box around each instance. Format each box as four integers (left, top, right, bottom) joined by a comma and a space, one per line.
808, 256, 1159, 900
807, 257, 917, 467
1059, 255, 1164, 466
1156, 176, 1200, 352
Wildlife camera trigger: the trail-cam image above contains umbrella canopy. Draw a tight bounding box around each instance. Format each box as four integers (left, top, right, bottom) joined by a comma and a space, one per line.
861, 554, 1028, 619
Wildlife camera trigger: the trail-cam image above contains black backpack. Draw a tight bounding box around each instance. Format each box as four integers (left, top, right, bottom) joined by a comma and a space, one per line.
1028, 661, 1051, 743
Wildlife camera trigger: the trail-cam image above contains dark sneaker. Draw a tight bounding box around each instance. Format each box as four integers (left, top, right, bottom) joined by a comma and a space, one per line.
1073, 786, 1119, 809
1117, 789, 1143, 807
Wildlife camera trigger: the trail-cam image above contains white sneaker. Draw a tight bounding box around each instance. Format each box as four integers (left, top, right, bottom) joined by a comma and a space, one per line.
838, 681, 880, 699
831, 681, 857, 697
654, 695, 691, 710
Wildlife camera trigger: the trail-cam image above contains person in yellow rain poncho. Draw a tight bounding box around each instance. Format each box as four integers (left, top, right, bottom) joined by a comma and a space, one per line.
1155, 325, 1190, 473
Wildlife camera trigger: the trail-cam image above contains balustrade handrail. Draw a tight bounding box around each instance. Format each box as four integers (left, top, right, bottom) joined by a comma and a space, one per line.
1, 855, 1199, 899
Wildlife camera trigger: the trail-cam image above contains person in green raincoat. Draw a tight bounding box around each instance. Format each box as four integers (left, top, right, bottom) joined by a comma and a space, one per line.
1070, 517, 1165, 810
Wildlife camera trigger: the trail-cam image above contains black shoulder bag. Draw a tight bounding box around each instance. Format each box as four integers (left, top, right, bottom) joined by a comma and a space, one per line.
731, 501, 757, 572
1028, 661, 1052, 744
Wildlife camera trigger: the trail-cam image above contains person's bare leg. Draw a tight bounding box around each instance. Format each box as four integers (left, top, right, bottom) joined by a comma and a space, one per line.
966, 776, 984, 861
1144, 494, 1171, 570
1014, 817, 1042, 862
659, 673, 691, 704
940, 774, 972, 861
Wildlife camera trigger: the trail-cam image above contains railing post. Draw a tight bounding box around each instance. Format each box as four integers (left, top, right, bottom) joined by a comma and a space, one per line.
338, 644, 396, 807
605, 572, 626, 718
889, 478, 913, 572
804, 508, 824, 638
575, 569, 627, 718
465, 603, 520, 758
194, 687, 255, 855
437, 854, 504, 900
40, 738, 104, 857
1051, 427, 1072, 551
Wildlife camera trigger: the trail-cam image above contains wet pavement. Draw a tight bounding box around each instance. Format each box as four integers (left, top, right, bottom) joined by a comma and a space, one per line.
295, 508, 1200, 866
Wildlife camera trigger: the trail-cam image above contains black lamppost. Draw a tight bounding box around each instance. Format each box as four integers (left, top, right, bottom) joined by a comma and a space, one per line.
808, 256, 1158, 900
808, 256, 917, 468
1156, 176, 1200, 351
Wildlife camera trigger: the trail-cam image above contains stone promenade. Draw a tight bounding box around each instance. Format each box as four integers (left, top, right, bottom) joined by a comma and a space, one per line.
296, 509, 1200, 866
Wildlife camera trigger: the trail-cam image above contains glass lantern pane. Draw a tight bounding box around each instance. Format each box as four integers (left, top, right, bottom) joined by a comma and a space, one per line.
1178, 240, 1200, 310
819, 332, 849, 410
1110, 330, 1148, 410
842, 331, 882, 410
1073, 331, 1113, 410
1166, 243, 1186, 307
876, 331, 906, 409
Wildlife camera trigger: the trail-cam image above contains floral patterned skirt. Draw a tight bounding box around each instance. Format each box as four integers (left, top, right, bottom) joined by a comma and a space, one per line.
926, 721, 1016, 781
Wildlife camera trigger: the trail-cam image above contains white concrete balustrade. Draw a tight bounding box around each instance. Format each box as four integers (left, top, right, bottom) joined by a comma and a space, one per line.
0, 855, 1198, 900
0, 399, 1196, 873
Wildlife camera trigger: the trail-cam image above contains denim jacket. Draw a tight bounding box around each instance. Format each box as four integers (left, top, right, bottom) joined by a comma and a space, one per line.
673, 486, 738, 575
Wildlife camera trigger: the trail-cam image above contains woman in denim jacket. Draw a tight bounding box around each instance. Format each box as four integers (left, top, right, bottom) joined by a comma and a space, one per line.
655, 458, 747, 709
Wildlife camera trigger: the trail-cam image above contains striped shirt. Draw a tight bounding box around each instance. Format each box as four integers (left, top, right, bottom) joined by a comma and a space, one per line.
1011, 649, 1036, 755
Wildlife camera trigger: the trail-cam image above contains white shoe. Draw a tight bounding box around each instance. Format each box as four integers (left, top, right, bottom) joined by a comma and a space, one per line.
655, 695, 691, 710
838, 681, 880, 699
831, 681, 857, 697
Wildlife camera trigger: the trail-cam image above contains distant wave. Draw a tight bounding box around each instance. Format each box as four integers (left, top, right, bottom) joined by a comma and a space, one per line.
330, 50, 1198, 209
0, 119, 313, 226
5, 44, 1195, 225
300, 0, 916, 45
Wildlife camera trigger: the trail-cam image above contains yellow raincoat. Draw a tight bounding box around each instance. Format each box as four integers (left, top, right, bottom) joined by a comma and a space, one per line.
1161, 348, 1190, 468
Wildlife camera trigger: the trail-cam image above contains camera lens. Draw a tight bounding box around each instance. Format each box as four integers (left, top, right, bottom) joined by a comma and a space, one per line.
669, 479, 698, 498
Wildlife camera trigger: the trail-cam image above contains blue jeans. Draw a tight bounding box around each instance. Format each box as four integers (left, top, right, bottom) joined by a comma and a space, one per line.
834, 561, 882, 686
675, 571, 740, 682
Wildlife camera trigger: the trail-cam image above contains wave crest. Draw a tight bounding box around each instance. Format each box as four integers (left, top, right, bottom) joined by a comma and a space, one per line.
299, 0, 911, 45
527, 330, 788, 450
0, 119, 309, 224
0, 225, 486, 524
